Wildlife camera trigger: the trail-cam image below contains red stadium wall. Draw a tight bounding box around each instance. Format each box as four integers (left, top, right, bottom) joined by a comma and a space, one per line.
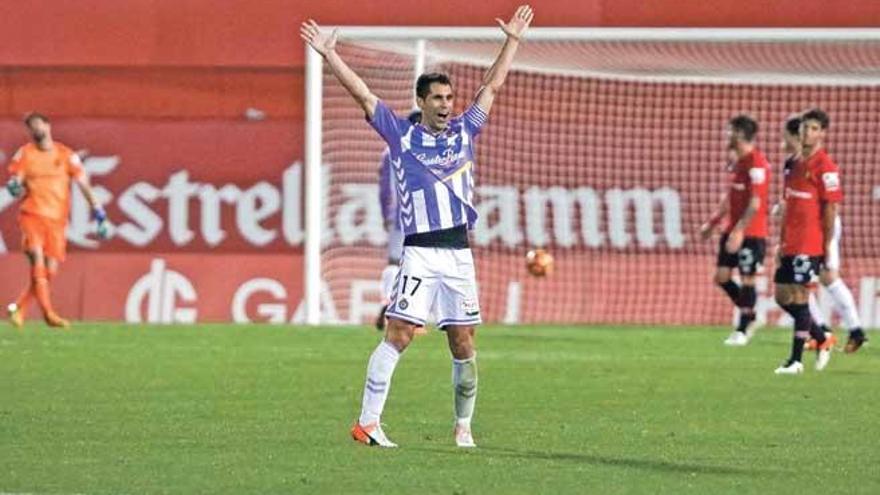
2, 0, 879, 68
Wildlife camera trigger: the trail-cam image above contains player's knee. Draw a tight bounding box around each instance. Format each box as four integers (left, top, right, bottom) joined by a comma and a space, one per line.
446, 326, 475, 360
713, 271, 730, 286
737, 284, 757, 308
384, 318, 416, 351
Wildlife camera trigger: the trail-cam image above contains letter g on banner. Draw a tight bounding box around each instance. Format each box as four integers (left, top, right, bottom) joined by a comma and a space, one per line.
126, 258, 198, 323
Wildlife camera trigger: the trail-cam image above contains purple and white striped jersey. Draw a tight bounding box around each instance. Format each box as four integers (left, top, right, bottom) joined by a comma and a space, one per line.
369, 100, 486, 236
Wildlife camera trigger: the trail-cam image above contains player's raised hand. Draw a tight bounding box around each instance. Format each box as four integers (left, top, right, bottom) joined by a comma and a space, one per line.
496, 5, 534, 41
300, 19, 338, 57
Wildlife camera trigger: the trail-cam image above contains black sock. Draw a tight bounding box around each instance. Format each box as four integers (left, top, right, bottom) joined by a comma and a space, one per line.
736, 312, 755, 333
782, 303, 817, 363
735, 285, 757, 333
790, 336, 806, 363
718, 280, 741, 305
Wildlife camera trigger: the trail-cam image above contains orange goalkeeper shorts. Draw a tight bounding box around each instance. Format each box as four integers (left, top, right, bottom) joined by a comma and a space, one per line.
19, 213, 68, 261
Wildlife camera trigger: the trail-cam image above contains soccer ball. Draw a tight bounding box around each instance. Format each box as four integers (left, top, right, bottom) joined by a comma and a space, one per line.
525, 249, 554, 277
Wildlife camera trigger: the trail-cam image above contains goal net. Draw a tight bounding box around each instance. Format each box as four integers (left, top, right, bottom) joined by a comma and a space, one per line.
307, 29, 880, 327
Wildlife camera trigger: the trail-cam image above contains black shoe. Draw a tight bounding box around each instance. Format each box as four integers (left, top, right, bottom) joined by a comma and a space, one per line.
845, 329, 867, 354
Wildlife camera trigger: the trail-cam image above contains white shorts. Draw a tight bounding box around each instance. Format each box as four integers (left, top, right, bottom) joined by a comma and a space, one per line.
825, 216, 842, 272
385, 246, 482, 329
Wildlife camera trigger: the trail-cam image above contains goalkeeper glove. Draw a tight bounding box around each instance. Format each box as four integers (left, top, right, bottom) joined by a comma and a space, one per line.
92, 206, 110, 240
92, 206, 107, 223
5, 177, 23, 198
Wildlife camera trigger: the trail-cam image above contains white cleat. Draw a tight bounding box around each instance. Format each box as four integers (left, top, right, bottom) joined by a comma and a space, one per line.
743, 320, 762, 340
815, 349, 832, 371
351, 422, 398, 448
454, 424, 476, 448
723, 331, 750, 347
815, 334, 837, 371
774, 361, 804, 375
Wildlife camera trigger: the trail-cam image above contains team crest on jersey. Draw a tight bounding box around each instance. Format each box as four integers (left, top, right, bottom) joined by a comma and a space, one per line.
398, 299, 409, 311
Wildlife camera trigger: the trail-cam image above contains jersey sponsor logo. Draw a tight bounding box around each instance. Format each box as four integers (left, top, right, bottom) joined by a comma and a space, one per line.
822, 172, 840, 191
749, 167, 766, 184
785, 187, 813, 200
731, 183, 746, 191
462, 299, 479, 316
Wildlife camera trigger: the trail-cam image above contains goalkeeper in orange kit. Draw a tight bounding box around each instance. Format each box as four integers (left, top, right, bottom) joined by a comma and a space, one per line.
5, 112, 108, 328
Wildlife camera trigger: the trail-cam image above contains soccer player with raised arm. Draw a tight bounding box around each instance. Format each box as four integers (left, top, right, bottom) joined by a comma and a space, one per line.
773, 109, 839, 374
301, 5, 534, 447
700, 115, 770, 346
5, 112, 107, 328
779, 114, 868, 354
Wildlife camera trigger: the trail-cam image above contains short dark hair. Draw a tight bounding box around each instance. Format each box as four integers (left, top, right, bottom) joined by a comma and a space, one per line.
801, 108, 830, 129
407, 110, 422, 124
784, 114, 802, 136
729, 114, 758, 142
415, 73, 452, 99
23, 112, 49, 126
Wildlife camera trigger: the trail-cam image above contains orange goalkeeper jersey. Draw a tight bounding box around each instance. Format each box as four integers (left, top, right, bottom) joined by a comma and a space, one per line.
7, 142, 84, 223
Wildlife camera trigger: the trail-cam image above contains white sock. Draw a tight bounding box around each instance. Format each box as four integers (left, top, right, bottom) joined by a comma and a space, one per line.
826, 279, 862, 330
380, 265, 398, 303
808, 292, 826, 327
358, 340, 401, 426
452, 355, 478, 428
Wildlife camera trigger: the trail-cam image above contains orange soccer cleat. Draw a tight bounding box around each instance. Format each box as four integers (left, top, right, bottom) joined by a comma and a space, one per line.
45, 312, 70, 329
350, 422, 397, 448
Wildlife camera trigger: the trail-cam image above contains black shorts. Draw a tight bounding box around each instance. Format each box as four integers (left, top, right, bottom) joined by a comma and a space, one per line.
717, 234, 766, 276
774, 255, 823, 285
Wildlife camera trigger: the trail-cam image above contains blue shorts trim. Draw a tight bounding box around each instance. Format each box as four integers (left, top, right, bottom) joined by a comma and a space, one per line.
384, 311, 426, 327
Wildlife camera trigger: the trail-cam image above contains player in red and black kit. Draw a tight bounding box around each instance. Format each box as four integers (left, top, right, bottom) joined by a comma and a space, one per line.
700, 115, 770, 346
773, 108, 840, 375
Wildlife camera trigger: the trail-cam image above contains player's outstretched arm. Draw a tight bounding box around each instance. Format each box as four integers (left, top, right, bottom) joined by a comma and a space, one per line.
474, 5, 534, 114
300, 19, 379, 118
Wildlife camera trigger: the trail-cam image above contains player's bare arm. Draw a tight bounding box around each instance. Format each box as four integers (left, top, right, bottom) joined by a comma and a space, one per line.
74, 174, 101, 211
699, 193, 728, 240
474, 5, 534, 113
725, 195, 759, 253
821, 201, 838, 265
300, 19, 379, 118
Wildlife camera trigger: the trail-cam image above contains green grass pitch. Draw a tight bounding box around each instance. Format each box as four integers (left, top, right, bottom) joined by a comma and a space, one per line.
1, 323, 878, 494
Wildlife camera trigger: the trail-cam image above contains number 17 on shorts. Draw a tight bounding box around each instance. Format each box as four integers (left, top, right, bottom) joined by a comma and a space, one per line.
384, 246, 482, 329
